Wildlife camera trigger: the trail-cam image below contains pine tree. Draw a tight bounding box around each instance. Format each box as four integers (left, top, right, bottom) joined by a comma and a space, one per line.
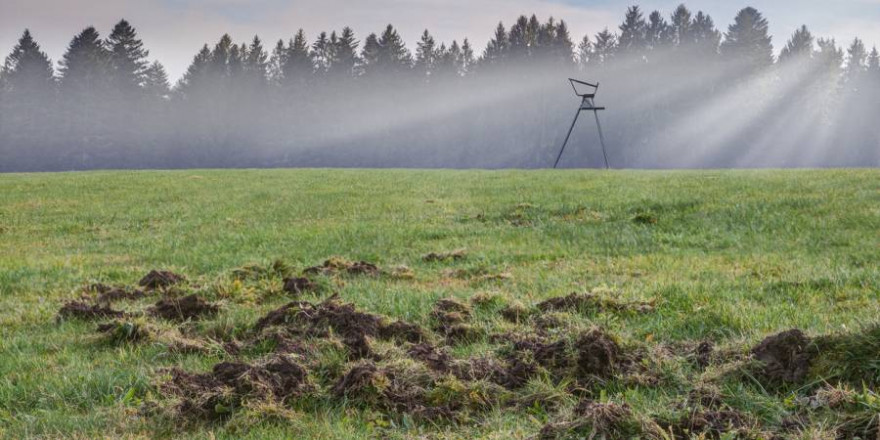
577, 35, 592, 68
105, 19, 148, 95
142, 60, 170, 98
592, 29, 617, 66
815, 38, 844, 74
244, 36, 268, 85
209, 34, 233, 78
779, 25, 814, 62
646, 11, 671, 52
311, 32, 331, 75
0, 30, 55, 138
328, 27, 358, 79
59, 27, 109, 93
375, 25, 412, 74
617, 6, 648, 56
691, 12, 721, 57
282, 30, 312, 86
415, 30, 438, 80
176, 44, 211, 97
361, 33, 380, 72
482, 22, 509, 65
460, 39, 476, 75
670, 4, 693, 48
720, 7, 774, 68
868, 46, 880, 74
845, 38, 868, 80
1, 29, 55, 95
508, 16, 530, 59
553, 20, 574, 64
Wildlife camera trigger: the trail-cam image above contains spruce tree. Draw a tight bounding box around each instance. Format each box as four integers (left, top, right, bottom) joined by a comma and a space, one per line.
691, 12, 721, 57
282, 31, 312, 86
59, 27, 109, 94
482, 23, 509, 66
105, 19, 148, 95
845, 38, 868, 80
209, 34, 233, 79
460, 39, 476, 75
646, 11, 671, 52
720, 7, 774, 68
360, 33, 380, 73
375, 25, 412, 74
328, 27, 358, 79
577, 35, 592, 68
670, 4, 693, 48
311, 32, 331, 75
415, 30, 438, 80
175, 44, 211, 98
779, 25, 814, 62
868, 46, 880, 74
592, 29, 617, 66
142, 61, 170, 98
617, 6, 648, 56
0, 30, 55, 140
508, 16, 530, 59
244, 36, 268, 85
553, 20, 574, 65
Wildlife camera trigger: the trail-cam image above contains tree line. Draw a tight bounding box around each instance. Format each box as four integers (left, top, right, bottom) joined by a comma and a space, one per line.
2, 5, 879, 171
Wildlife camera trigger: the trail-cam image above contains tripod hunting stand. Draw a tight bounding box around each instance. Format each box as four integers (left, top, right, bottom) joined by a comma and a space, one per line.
554, 79, 609, 169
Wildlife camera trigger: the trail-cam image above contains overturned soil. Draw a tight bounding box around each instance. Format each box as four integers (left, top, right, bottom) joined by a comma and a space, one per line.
537, 292, 654, 314
304, 258, 380, 277
139, 270, 186, 290
58, 301, 126, 320
149, 294, 219, 321
282, 277, 317, 295
751, 329, 814, 386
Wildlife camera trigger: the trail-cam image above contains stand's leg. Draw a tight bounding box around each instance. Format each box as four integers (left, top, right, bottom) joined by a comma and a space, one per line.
555, 109, 582, 169
594, 110, 609, 169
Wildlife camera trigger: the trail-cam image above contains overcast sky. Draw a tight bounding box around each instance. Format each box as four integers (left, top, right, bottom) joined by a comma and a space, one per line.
3, 0, 880, 82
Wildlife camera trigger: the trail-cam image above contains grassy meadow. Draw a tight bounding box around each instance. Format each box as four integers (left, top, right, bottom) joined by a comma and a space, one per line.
1, 169, 879, 439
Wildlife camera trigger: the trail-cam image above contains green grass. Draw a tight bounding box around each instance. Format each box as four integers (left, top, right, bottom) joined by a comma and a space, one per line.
1, 169, 879, 439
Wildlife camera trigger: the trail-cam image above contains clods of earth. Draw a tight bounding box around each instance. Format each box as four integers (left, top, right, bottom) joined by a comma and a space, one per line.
55, 258, 880, 438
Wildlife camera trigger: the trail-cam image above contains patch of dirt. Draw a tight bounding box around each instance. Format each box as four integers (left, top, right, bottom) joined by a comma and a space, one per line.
378, 320, 428, 343
58, 301, 126, 320
694, 341, 715, 369
750, 329, 814, 386
511, 336, 572, 372
407, 343, 453, 373
97, 321, 151, 343
422, 249, 467, 262
659, 410, 750, 439
149, 295, 219, 321
139, 270, 186, 290
282, 277, 316, 295
304, 258, 380, 277
500, 303, 529, 323
537, 293, 654, 314
576, 328, 623, 379
330, 360, 446, 420
162, 355, 311, 420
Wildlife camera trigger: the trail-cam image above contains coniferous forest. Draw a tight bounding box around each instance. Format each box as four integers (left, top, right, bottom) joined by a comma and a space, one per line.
1, 5, 879, 171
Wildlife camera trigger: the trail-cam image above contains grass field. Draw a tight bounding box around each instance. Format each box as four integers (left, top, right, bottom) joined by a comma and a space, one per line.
1, 169, 879, 439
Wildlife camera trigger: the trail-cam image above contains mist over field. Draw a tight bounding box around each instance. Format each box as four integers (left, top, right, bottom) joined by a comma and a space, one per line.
1, 5, 879, 171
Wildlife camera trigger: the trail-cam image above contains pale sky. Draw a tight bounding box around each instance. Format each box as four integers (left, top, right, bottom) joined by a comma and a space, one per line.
3, 0, 880, 81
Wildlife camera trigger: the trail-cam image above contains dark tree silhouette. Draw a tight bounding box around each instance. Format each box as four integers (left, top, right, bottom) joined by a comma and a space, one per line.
721, 7, 774, 68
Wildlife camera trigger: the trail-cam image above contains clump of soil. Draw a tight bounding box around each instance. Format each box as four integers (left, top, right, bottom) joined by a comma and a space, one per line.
694, 341, 715, 369
576, 328, 623, 379
538, 400, 642, 440
162, 355, 312, 420
431, 298, 480, 343
750, 329, 814, 387
282, 277, 316, 295
511, 336, 572, 372
422, 249, 467, 262
149, 295, 219, 321
331, 360, 449, 420
407, 343, 453, 373
378, 320, 428, 343
659, 410, 750, 439
537, 292, 653, 314
58, 301, 126, 320
97, 321, 151, 343
304, 258, 380, 277
139, 270, 186, 290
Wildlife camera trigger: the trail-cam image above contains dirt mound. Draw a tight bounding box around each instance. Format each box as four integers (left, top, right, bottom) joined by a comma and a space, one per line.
407, 343, 453, 372
58, 301, 126, 320
138, 270, 185, 290
537, 293, 653, 314
97, 321, 151, 343
750, 329, 813, 386
660, 410, 750, 439
511, 336, 572, 372
304, 258, 380, 277
538, 400, 641, 440
378, 320, 428, 343
500, 303, 529, 322
149, 295, 219, 321
282, 277, 316, 295
422, 249, 467, 262
162, 355, 311, 419
576, 328, 623, 379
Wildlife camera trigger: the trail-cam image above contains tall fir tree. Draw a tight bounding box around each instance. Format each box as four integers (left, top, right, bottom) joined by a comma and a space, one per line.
374, 25, 412, 75
591, 29, 617, 66
360, 33, 381, 72
691, 11, 721, 57
460, 39, 476, 75
868, 46, 880, 74
720, 7, 774, 68
482, 23, 509, 66
59, 27, 109, 94
311, 32, 331, 75
646, 11, 671, 52
142, 61, 170, 98
415, 30, 438, 80
0, 30, 55, 140
670, 4, 693, 48
845, 38, 868, 81
553, 20, 574, 64
328, 27, 358, 79
617, 6, 648, 56
508, 16, 531, 59
282, 30, 313, 86
244, 36, 268, 85
577, 35, 592, 68
175, 44, 211, 98
105, 19, 148, 96
779, 26, 814, 62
